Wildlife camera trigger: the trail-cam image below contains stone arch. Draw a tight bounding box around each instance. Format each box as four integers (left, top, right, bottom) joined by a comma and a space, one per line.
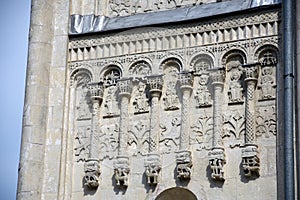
100, 65, 123, 86
254, 44, 279, 65
155, 187, 197, 200
221, 49, 247, 67
160, 57, 182, 72
189, 53, 214, 74
70, 68, 93, 88
128, 60, 152, 77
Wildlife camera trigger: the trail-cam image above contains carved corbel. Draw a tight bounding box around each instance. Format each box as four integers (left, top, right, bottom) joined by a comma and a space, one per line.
114, 156, 130, 187
84, 158, 100, 188
145, 154, 161, 185
208, 147, 226, 181
209, 68, 226, 181
176, 150, 193, 180
83, 82, 104, 189
241, 145, 260, 177
242, 64, 260, 177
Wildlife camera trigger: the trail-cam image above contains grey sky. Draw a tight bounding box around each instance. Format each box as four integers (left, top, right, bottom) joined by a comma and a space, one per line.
0, 1, 30, 199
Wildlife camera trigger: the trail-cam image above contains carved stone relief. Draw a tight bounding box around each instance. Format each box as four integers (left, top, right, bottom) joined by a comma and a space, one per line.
74, 127, 91, 162
145, 154, 161, 185
114, 156, 130, 187
108, 0, 207, 17
227, 60, 244, 104
132, 81, 149, 114
128, 120, 150, 155
98, 123, 119, 159
103, 86, 119, 117
176, 150, 193, 180
256, 105, 276, 138
194, 74, 211, 107
190, 113, 213, 150
84, 159, 101, 188
76, 87, 92, 120
223, 111, 245, 148
159, 117, 181, 153
163, 65, 180, 110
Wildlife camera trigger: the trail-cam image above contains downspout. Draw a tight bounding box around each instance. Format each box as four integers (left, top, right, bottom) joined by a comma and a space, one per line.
282, 0, 296, 199
295, 0, 300, 198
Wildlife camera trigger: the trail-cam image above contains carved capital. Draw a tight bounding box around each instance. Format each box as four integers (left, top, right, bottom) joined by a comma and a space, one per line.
84, 158, 100, 189
241, 145, 260, 177
118, 78, 132, 97
147, 75, 163, 97
88, 82, 104, 101
208, 147, 226, 181
210, 68, 225, 86
243, 63, 259, 82
176, 150, 193, 180
114, 156, 130, 187
179, 71, 194, 89
145, 154, 161, 185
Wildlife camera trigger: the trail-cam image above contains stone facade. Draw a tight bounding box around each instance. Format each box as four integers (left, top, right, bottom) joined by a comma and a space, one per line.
18, 0, 285, 199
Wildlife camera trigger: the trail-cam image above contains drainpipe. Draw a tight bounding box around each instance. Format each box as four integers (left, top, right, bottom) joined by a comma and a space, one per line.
282, 0, 296, 199
295, 0, 300, 198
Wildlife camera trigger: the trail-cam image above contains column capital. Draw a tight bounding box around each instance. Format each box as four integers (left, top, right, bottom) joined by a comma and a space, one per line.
243, 63, 259, 82
117, 78, 132, 97
210, 67, 225, 85
146, 75, 163, 97
88, 82, 104, 101
179, 71, 194, 90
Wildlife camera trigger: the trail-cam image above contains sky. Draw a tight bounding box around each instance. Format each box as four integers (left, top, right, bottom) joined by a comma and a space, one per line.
0, 1, 31, 199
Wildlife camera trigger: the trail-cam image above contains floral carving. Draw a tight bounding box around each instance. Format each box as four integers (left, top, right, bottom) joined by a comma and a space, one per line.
256, 106, 276, 137
98, 123, 119, 159
223, 112, 245, 148
128, 120, 150, 155
190, 114, 213, 150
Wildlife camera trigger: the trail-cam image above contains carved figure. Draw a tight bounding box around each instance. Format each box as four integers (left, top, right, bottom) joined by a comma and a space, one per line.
208, 148, 226, 181
145, 154, 161, 185
133, 82, 149, 113
195, 74, 211, 107
77, 87, 91, 119
159, 117, 180, 153
259, 67, 275, 100
176, 150, 192, 179
104, 86, 119, 117
241, 145, 260, 177
228, 64, 243, 103
163, 80, 180, 110
84, 159, 100, 188
115, 168, 129, 186
256, 106, 276, 137
114, 156, 130, 187
74, 127, 90, 162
